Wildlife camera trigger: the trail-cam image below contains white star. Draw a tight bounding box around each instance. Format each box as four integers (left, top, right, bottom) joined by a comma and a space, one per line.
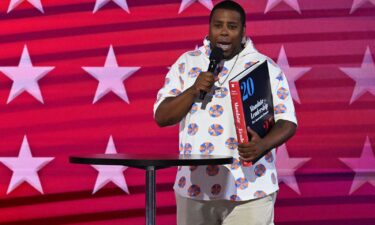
339, 136, 375, 194
0, 135, 54, 194
93, 0, 130, 13
276, 144, 311, 195
264, 0, 301, 14
350, 0, 375, 14
178, 0, 213, 14
7, 0, 44, 13
339, 46, 375, 104
277, 46, 311, 104
82, 45, 140, 104
92, 136, 129, 194
0, 45, 54, 104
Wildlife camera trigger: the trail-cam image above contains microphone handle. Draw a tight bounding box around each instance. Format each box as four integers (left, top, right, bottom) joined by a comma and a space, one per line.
199, 60, 218, 100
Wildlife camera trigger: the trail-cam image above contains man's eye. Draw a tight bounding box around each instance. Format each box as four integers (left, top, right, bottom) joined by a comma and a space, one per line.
214, 24, 222, 28
228, 25, 238, 30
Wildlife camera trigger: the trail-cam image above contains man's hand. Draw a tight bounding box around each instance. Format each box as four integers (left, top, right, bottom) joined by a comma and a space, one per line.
155, 71, 219, 127
191, 72, 219, 97
238, 127, 266, 162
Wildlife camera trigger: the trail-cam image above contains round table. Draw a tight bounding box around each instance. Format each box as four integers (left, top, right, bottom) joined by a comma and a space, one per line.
69, 153, 233, 225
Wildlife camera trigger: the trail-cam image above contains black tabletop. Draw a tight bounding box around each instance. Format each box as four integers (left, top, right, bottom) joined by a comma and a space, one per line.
70, 153, 233, 169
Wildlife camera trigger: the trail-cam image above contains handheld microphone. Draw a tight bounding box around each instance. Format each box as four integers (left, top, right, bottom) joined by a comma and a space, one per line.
199, 47, 224, 100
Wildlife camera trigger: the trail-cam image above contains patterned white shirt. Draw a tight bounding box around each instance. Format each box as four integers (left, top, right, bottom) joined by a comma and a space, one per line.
154, 38, 297, 201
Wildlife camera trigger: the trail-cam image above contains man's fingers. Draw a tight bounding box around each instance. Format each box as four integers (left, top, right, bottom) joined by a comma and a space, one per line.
238, 143, 256, 151
247, 126, 260, 140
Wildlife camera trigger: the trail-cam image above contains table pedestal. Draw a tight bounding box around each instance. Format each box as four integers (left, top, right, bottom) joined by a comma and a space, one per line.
146, 166, 156, 225
69, 153, 232, 225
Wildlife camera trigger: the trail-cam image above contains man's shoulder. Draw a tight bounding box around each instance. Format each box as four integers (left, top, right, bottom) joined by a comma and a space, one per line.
183, 48, 207, 58
173, 49, 207, 64
242, 52, 283, 78
250, 52, 281, 70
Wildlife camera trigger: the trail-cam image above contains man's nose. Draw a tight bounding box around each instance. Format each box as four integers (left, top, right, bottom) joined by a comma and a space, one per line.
220, 25, 229, 36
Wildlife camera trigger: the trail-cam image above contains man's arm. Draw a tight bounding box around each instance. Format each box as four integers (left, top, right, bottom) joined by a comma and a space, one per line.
155, 87, 196, 127
155, 71, 218, 127
238, 120, 296, 162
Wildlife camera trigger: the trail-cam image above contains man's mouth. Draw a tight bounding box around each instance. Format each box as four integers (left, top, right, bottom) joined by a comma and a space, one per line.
216, 43, 232, 51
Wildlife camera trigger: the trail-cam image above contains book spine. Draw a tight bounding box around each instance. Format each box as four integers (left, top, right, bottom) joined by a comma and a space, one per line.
230, 81, 253, 167
229, 81, 249, 144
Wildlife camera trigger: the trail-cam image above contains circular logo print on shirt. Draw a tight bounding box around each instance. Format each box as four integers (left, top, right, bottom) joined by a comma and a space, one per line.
188, 50, 202, 56
178, 176, 186, 188
188, 67, 202, 78
230, 194, 241, 201
254, 164, 266, 177
231, 159, 241, 170
211, 184, 222, 195
188, 184, 201, 197
164, 77, 170, 86
179, 143, 183, 152
187, 123, 199, 136
235, 178, 249, 190
217, 67, 228, 79
277, 87, 289, 100
209, 105, 224, 118
190, 103, 198, 114
264, 151, 274, 163
199, 142, 214, 155
274, 104, 287, 114
276, 73, 284, 81
179, 76, 184, 89
271, 172, 277, 184
208, 124, 224, 136
184, 143, 192, 155
226, 137, 238, 150
206, 165, 220, 176
169, 88, 181, 96
214, 87, 228, 98
178, 63, 185, 74
253, 191, 267, 198
244, 61, 257, 69
204, 45, 211, 57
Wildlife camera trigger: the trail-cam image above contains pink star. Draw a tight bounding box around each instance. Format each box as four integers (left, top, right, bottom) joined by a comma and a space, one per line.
277, 46, 311, 104
0, 136, 54, 194
0, 45, 54, 104
339, 46, 375, 104
264, 0, 301, 14
93, 0, 129, 13
91, 136, 129, 194
7, 0, 44, 13
276, 144, 311, 195
178, 0, 213, 14
339, 136, 375, 194
350, 0, 375, 14
82, 45, 140, 104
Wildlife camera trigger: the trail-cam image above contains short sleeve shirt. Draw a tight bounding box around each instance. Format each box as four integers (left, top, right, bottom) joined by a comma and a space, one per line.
154, 38, 297, 201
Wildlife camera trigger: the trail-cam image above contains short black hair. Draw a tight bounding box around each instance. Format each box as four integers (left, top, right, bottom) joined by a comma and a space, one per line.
209, 1, 246, 27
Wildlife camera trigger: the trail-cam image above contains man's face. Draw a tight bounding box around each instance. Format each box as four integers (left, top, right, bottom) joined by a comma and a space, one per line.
209, 8, 245, 60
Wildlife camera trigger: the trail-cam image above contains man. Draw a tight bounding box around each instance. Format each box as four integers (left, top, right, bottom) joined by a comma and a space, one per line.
154, 1, 297, 224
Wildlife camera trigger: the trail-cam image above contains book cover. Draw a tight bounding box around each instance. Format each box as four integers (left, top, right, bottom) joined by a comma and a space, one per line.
229, 60, 275, 165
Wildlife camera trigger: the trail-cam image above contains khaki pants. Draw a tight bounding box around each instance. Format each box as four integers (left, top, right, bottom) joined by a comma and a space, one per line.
175, 192, 276, 225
